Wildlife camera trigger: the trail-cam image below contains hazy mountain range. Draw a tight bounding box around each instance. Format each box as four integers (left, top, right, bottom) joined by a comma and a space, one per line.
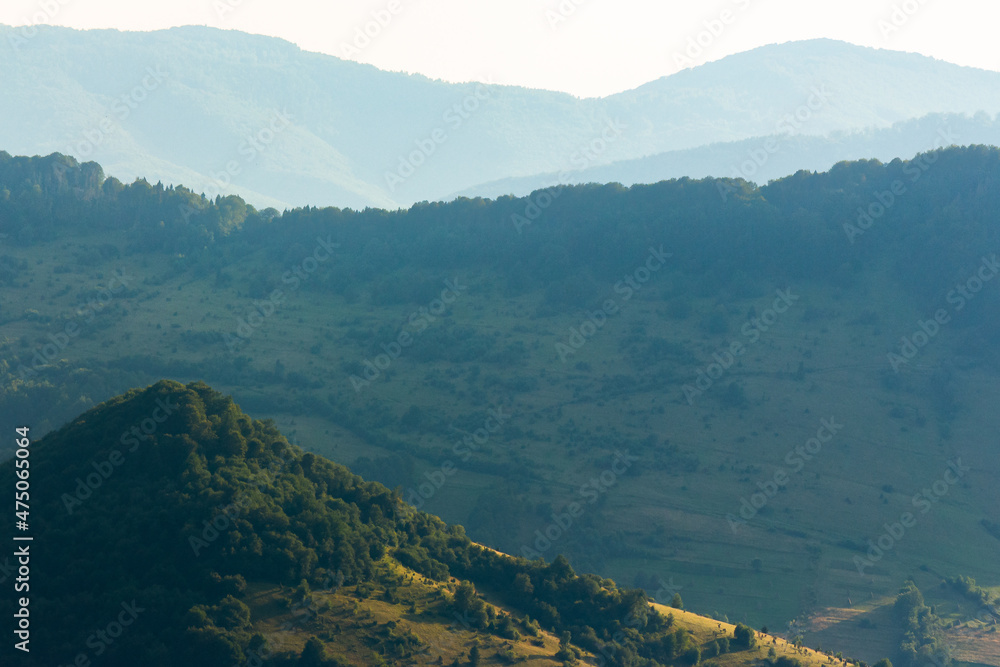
3, 25, 1000, 209
454, 112, 1000, 200
5, 17, 1000, 667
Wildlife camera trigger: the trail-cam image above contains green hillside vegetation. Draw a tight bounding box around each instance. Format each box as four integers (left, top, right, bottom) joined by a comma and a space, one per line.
0, 380, 846, 666
1, 147, 1000, 663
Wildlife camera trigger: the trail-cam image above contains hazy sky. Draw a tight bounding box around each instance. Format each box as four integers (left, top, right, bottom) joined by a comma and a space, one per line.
2, 0, 997, 97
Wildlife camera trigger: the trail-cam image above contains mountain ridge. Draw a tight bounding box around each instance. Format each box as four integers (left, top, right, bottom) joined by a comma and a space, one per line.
450, 111, 997, 199
2, 147, 1000, 663
0, 378, 846, 666
4, 26, 1000, 209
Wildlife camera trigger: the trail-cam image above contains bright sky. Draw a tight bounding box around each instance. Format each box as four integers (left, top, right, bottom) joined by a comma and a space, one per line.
2, 0, 998, 98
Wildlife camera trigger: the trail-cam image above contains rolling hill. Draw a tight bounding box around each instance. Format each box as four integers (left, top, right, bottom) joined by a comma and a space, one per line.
0, 379, 849, 666
452, 112, 1000, 200
0, 147, 999, 663
4, 27, 1000, 208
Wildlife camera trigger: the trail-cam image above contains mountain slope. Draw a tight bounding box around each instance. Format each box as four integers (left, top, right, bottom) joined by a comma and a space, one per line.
452, 112, 999, 199
2, 148, 1000, 663
4, 27, 1000, 208
0, 380, 843, 666
606, 39, 1000, 144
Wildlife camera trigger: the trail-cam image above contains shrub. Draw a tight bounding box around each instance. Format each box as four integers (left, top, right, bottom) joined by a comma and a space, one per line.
734, 623, 757, 649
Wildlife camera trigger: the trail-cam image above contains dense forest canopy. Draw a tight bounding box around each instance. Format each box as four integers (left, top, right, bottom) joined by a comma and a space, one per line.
0, 380, 767, 666
2, 147, 1000, 276
2, 148, 1000, 666
4, 146, 1000, 335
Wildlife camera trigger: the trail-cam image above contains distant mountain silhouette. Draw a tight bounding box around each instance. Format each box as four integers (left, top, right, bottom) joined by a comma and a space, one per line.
3, 27, 1000, 208
453, 112, 1000, 199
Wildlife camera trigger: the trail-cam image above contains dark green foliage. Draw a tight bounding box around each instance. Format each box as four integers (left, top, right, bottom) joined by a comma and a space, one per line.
7, 147, 1000, 341
555, 643, 578, 665
770, 657, 804, 667
451, 581, 490, 629
7, 146, 1000, 463
894, 581, 950, 667
0, 379, 745, 667
299, 637, 333, 666
10, 146, 999, 664
733, 623, 757, 649
944, 574, 995, 607
0, 380, 410, 666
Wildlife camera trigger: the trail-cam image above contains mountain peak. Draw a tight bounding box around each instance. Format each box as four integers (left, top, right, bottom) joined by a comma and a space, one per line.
4, 26, 1000, 209
2, 379, 844, 666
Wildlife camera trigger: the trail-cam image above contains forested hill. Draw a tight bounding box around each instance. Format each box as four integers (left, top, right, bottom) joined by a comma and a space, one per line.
0, 380, 833, 666
2, 148, 1000, 662
4, 145, 1000, 316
